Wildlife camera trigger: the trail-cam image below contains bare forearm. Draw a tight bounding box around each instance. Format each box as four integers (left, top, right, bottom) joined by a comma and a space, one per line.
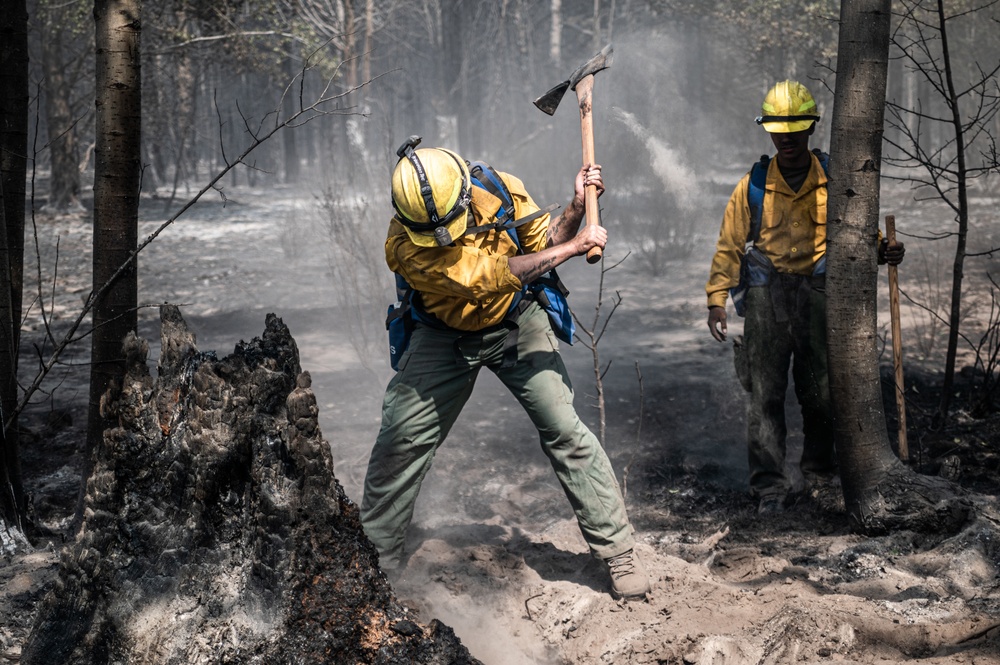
509, 243, 579, 284
546, 197, 585, 247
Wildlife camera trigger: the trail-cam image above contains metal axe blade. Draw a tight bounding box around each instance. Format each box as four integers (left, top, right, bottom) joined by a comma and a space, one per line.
532, 44, 614, 116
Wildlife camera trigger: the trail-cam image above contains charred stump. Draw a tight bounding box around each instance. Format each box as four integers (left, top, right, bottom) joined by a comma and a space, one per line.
22, 306, 479, 665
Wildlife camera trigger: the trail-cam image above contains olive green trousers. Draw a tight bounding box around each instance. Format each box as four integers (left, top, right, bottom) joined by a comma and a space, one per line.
361, 303, 635, 567
744, 278, 836, 498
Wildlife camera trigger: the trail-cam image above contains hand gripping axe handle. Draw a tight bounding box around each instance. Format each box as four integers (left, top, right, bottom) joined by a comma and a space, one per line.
533, 44, 614, 264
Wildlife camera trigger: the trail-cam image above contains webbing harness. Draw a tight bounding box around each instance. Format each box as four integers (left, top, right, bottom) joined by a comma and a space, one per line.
388, 161, 565, 369
730, 149, 829, 317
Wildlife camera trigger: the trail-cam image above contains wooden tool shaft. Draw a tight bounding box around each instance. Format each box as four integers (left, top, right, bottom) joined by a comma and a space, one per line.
575, 74, 603, 264
886, 215, 909, 461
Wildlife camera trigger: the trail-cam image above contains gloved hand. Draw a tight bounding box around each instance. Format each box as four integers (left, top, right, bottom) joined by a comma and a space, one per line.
878, 239, 906, 266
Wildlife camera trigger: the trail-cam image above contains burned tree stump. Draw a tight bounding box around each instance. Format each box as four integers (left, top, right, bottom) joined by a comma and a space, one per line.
22, 306, 479, 665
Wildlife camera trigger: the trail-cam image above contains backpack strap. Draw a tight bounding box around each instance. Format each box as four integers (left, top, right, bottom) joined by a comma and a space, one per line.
460, 203, 559, 240
468, 161, 516, 225
812, 148, 830, 174
746, 154, 770, 247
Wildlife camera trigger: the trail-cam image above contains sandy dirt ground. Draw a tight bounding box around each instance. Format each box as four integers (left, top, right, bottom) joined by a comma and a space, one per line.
3, 183, 1000, 664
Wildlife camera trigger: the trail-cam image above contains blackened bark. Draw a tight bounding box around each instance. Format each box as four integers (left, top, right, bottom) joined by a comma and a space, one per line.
23, 307, 479, 664
0, 0, 29, 548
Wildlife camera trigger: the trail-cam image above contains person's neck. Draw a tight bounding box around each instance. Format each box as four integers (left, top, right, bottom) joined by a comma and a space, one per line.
776, 151, 812, 170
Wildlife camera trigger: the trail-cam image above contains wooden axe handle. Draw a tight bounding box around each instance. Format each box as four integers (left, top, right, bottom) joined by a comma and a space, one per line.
886, 215, 909, 462
575, 74, 602, 264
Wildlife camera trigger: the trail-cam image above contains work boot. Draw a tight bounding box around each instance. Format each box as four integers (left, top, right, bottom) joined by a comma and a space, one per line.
757, 494, 786, 515
604, 549, 651, 600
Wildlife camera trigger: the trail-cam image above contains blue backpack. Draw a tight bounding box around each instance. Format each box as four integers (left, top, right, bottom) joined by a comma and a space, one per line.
387, 161, 574, 371
728, 150, 830, 317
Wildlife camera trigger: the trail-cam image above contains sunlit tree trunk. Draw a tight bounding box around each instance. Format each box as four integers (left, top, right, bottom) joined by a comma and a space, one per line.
83, 0, 141, 525
0, 0, 29, 550
827, 0, 900, 522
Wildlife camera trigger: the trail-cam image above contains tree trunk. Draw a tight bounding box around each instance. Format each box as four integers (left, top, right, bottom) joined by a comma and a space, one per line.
935, 0, 971, 425
0, 0, 29, 551
592, 0, 602, 53
550, 0, 562, 67
40, 15, 83, 213
282, 52, 301, 184
83, 0, 142, 526
827, 0, 971, 535
22, 308, 479, 665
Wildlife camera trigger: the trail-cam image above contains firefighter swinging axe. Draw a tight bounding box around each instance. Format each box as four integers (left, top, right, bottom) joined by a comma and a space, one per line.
533, 44, 614, 264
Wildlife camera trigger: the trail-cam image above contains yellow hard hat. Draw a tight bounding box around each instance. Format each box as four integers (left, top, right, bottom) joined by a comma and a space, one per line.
756, 80, 820, 133
391, 141, 471, 248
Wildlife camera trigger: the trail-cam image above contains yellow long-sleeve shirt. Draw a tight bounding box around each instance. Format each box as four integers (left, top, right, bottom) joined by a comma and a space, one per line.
386, 170, 551, 331
705, 152, 828, 309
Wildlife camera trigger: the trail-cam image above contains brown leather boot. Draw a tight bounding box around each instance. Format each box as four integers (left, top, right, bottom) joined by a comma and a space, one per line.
604, 548, 651, 599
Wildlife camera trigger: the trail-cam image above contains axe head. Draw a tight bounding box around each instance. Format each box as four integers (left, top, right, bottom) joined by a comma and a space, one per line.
533, 44, 614, 116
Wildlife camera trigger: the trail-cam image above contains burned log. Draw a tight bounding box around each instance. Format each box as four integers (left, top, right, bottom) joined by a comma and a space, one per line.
22, 306, 479, 664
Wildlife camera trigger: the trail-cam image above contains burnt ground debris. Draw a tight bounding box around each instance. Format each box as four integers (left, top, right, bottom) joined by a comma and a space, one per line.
3, 186, 1000, 663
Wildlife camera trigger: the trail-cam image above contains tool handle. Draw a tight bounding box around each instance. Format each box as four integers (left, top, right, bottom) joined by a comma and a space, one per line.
886, 215, 908, 461
575, 74, 603, 264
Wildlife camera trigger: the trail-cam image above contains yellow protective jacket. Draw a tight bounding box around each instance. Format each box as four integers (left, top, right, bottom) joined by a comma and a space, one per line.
386, 170, 551, 331
705, 152, 828, 309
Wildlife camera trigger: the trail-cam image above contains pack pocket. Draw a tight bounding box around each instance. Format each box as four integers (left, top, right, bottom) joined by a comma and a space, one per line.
386, 296, 414, 371
528, 269, 574, 344
729, 247, 774, 317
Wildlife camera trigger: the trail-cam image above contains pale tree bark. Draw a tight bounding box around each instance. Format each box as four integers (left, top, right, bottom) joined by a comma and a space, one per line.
550, 0, 562, 67
363, 0, 374, 85
827, 0, 970, 535
0, 0, 29, 551
592, 0, 602, 52
83, 0, 141, 526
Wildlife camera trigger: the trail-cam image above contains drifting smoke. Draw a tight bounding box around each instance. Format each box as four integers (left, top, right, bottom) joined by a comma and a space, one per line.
611, 107, 699, 213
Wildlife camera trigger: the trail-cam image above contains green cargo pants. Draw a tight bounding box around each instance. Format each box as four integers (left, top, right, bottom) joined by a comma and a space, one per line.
361, 302, 635, 567
744, 276, 836, 498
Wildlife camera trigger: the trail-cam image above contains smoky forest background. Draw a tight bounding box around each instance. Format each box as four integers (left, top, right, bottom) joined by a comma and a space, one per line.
3, 0, 1000, 663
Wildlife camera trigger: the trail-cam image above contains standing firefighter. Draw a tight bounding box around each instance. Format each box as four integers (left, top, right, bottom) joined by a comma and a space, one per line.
705, 80, 905, 514
361, 138, 650, 600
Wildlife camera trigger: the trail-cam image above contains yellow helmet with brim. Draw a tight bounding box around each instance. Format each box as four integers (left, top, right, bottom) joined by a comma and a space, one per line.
755, 80, 820, 133
391, 136, 471, 247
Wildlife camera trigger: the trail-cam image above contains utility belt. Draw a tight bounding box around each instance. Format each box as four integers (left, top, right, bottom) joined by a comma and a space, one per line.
413, 295, 538, 369
389, 275, 573, 372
